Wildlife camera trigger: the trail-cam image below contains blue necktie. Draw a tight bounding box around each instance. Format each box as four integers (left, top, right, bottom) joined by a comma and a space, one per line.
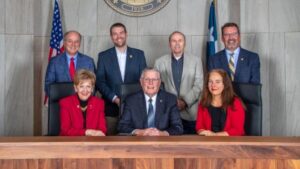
147, 98, 155, 128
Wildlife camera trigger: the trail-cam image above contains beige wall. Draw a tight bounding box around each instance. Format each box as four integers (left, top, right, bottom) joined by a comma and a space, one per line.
0, 0, 299, 136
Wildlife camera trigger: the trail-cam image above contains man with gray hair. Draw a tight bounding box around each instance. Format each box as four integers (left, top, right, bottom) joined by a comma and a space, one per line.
118, 68, 183, 136
45, 30, 95, 96
154, 31, 203, 134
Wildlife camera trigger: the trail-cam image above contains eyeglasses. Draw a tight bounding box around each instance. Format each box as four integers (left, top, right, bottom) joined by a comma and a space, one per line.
223, 32, 239, 37
142, 78, 160, 83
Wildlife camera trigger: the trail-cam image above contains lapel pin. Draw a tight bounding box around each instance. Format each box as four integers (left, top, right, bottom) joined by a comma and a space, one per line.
160, 99, 163, 103
129, 55, 133, 59
241, 57, 244, 61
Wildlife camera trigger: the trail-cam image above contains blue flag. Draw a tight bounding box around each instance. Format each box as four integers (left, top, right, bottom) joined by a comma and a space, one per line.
206, 1, 218, 64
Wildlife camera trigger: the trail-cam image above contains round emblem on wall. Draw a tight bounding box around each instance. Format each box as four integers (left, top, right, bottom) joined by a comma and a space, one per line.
104, 0, 171, 17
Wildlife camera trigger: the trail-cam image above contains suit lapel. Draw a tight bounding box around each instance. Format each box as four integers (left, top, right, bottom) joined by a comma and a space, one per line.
235, 48, 246, 80
62, 53, 72, 81
220, 50, 231, 74
110, 48, 123, 83
154, 91, 164, 127
166, 55, 176, 92
124, 47, 132, 83
137, 92, 148, 128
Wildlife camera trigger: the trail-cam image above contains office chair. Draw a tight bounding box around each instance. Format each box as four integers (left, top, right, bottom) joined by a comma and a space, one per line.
233, 82, 262, 136
48, 82, 75, 136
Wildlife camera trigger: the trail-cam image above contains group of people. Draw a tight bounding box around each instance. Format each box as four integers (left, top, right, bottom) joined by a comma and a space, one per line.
45, 22, 260, 137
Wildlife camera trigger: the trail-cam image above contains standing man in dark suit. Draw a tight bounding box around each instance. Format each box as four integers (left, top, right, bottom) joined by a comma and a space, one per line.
96, 23, 147, 135
45, 30, 95, 96
208, 22, 260, 84
118, 68, 183, 136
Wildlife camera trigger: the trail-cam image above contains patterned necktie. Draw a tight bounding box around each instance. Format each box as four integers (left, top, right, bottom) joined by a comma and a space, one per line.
228, 53, 235, 81
147, 98, 155, 128
69, 58, 76, 81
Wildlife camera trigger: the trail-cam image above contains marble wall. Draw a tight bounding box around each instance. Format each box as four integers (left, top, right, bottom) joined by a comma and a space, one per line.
0, 0, 299, 136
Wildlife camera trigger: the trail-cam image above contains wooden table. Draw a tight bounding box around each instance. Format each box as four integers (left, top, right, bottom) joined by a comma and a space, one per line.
0, 136, 299, 169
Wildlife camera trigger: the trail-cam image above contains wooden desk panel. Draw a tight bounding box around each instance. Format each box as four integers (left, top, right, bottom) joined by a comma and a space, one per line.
0, 136, 299, 169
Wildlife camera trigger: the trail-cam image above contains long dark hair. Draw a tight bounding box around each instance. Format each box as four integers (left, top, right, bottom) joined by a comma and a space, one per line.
200, 69, 236, 110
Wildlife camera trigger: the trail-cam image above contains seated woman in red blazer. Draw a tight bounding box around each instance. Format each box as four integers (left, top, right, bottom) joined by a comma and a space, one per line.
196, 69, 245, 136
60, 69, 107, 136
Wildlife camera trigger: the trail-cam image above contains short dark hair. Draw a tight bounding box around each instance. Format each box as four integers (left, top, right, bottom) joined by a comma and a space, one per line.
64, 30, 82, 42
221, 22, 240, 36
169, 31, 186, 43
110, 22, 127, 35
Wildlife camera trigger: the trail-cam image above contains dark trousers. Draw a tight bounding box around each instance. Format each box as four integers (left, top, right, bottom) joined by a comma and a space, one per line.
181, 119, 196, 134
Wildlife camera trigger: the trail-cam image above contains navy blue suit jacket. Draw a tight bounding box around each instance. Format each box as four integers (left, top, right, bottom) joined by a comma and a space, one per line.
44, 52, 95, 96
118, 90, 183, 135
208, 48, 260, 84
96, 47, 147, 117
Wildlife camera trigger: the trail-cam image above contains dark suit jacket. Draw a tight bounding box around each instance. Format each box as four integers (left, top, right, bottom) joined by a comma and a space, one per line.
208, 48, 260, 84
96, 47, 147, 117
118, 90, 183, 135
44, 52, 95, 96
59, 94, 107, 136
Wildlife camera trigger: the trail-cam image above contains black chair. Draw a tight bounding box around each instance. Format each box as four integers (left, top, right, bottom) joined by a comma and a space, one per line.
119, 83, 142, 116
233, 82, 262, 136
48, 82, 75, 136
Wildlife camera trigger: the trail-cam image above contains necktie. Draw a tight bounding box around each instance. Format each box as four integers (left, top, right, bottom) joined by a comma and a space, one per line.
147, 98, 155, 128
69, 58, 75, 81
228, 53, 235, 81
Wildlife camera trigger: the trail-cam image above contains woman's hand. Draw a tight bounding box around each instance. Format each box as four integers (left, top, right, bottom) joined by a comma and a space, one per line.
85, 129, 106, 136
197, 130, 215, 136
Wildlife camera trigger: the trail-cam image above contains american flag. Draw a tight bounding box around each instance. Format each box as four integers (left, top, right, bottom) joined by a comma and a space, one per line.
45, 0, 64, 104
48, 0, 64, 61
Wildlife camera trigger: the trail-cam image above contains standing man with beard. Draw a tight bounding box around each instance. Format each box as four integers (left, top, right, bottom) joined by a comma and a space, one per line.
96, 23, 147, 135
208, 22, 260, 84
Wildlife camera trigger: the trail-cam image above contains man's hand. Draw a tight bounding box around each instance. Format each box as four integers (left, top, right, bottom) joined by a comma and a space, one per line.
113, 97, 120, 106
177, 98, 187, 111
134, 128, 169, 136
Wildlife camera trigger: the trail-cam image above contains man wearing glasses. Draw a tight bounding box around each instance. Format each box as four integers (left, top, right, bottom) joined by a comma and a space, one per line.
208, 22, 260, 84
118, 68, 183, 136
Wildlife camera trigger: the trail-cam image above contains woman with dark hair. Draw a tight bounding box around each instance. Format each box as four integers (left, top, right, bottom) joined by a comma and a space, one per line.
196, 69, 245, 136
60, 69, 106, 136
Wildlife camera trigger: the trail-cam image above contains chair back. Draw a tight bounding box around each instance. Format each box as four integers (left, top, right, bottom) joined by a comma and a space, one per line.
48, 82, 75, 136
233, 83, 262, 136
119, 83, 142, 116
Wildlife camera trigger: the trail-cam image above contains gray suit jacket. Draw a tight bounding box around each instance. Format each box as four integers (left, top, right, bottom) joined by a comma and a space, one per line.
154, 53, 203, 121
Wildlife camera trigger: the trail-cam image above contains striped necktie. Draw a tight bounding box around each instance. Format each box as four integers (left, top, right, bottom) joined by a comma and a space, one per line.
228, 53, 235, 81
147, 98, 155, 128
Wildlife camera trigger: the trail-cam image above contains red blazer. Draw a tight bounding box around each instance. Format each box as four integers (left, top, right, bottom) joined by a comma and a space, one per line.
59, 94, 107, 136
196, 97, 245, 136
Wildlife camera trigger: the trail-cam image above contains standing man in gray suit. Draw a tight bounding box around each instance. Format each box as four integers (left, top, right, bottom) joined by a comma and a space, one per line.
154, 31, 203, 134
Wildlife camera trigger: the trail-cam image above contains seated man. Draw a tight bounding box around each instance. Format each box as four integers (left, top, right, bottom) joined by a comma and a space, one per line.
118, 68, 183, 136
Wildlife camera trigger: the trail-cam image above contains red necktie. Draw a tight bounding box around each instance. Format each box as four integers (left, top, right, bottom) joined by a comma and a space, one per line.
69, 58, 75, 81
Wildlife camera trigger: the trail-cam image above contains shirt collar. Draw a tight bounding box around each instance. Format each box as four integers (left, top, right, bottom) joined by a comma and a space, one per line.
115, 46, 127, 55
144, 94, 157, 103
66, 52, 78, 61
172, 53, 184, 61
225, 47, 240, 56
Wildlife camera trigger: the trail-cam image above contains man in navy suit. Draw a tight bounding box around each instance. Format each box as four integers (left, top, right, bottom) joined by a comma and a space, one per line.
118, 68, 183, 136
208, 22, 260, 84
44, 30, 95, 96
96, 23, 147, 135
